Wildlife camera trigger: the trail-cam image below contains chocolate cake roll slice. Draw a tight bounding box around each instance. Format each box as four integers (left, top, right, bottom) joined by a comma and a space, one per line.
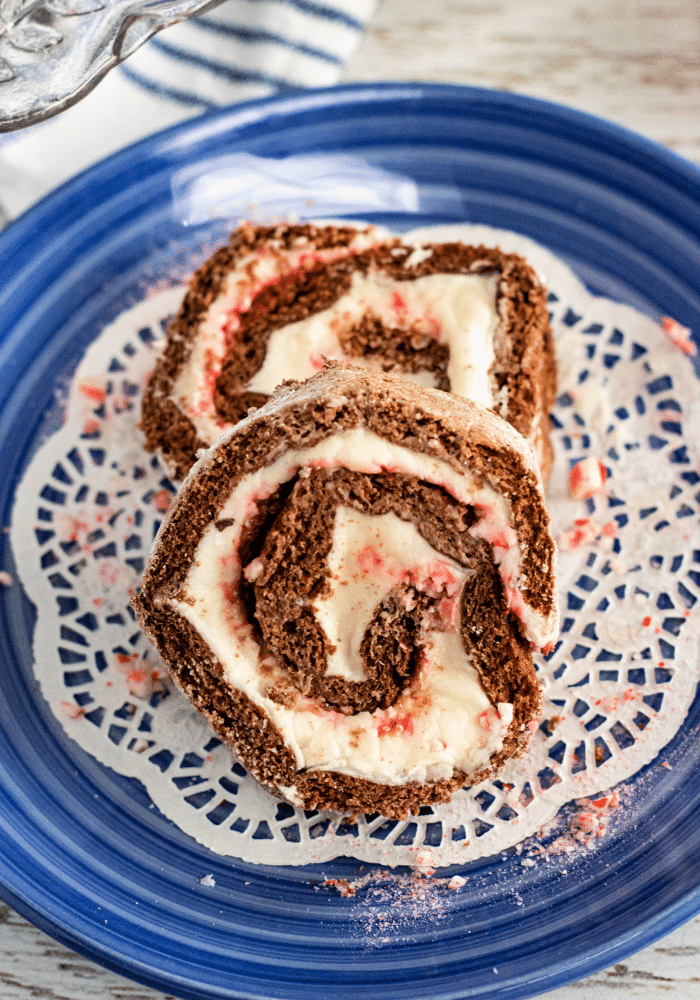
141, 223, 556, 481
133, 367, 559, 819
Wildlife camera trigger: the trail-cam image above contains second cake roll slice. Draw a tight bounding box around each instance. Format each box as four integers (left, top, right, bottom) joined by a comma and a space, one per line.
141, 223, 556, 480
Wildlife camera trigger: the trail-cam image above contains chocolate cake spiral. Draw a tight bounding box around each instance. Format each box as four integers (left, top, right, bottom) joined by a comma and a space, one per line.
133, 367, 559, 818
141, 223, 556, 481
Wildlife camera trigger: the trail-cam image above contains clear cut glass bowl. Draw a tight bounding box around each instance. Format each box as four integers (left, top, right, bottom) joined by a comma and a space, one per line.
0, 0, 223, 131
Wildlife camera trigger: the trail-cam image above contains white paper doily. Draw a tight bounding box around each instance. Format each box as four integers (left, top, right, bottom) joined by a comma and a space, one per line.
10, 226, 700, 867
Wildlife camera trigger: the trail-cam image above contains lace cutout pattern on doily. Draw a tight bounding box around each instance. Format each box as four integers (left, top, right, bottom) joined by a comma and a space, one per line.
10, 241, 700, 867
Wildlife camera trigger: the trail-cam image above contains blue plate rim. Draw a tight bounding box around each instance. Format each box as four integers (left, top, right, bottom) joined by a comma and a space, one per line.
3, 82, 700, 249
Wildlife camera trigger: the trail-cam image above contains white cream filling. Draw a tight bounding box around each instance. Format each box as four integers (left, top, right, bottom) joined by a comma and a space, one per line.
314, 507, 466, 683
169, 428, 554, 785
247, 270, 499, 401
290, 640, 512, 786
172, 228, 385, 442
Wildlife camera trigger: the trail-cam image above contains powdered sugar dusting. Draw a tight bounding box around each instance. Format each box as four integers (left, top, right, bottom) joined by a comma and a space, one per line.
324, 869, 466, 942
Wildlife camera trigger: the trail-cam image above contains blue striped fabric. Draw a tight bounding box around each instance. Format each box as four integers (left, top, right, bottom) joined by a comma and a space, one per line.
120, 0, 376, 112
190, 17, 344, 66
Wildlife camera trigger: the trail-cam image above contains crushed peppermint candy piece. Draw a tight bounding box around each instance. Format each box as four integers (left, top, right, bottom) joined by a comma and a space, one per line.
60, 700, 84, 720
414, 849, 436, 874
448, 875, 467, 890
0, 571, 14, 586
557, 518, 617, 552
324, 878, 357, 897
127, 670, 150, 699
152, 489, 172, 513
198, 874, 216, 887
661, 316, 696, 356
569, 457, 607, 500
78, 376, 106, 404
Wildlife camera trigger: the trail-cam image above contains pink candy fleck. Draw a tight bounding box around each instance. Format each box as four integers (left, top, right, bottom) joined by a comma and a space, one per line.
61, 701, 84, 720
436, 595, 459, 630
569, 457, 607, 500
471, 504, 517, 549
557, 517, 617, 552
78, 377, 106, 404
152, 489, 171, 513
479, 711, 494, 732
82, 417, 100, 435
479, 707, 511, 735
308, 353, 326, 371
487, 529, 513, 549
357, 546, 384, 575
376, 712, 415, 738
57, 515, 89, 542
114, 652, 157, 699
126, 668, 152, 699
413, 560, 459, 597
391, 290, 408, 316
99, 562, 123, 587
661, 316, 696, 356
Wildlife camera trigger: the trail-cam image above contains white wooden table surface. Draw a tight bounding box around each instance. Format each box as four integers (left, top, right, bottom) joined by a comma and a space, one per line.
2, 0, 700, 997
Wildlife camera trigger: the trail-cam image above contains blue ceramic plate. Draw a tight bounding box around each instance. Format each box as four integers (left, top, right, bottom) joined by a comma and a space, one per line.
1, 84, 699, 1000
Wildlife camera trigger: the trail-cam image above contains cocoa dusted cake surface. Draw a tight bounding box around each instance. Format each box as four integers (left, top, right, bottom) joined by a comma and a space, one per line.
133, 367, 559, 819
141, 223, 556, 481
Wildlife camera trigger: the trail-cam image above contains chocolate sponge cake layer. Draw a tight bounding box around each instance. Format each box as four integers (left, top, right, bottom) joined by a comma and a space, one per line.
133, 367, 559, 819
140, 223, 556, 481
249, 468, 478, 714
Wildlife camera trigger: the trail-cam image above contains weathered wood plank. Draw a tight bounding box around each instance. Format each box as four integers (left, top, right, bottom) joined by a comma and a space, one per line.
342, 0, 700, 166
2, 902, 699, 999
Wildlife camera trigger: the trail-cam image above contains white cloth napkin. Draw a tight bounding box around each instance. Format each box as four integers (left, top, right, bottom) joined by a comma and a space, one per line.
0, 0, 376, 221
